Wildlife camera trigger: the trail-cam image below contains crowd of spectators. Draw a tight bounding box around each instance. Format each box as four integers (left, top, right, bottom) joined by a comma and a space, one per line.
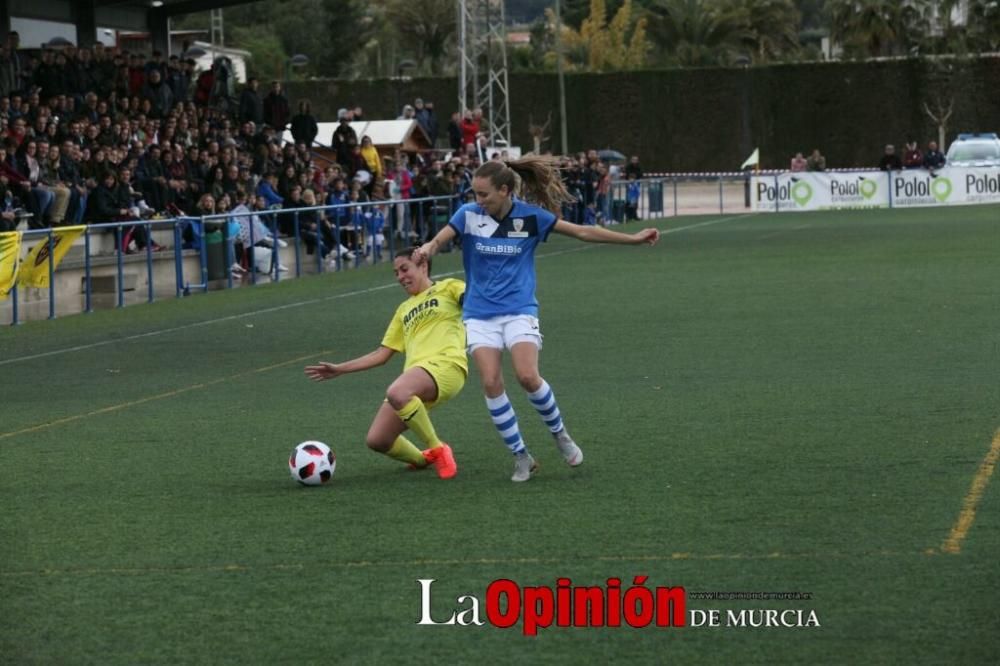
788, 142, 948, 173
788, 149, 826, 172
0, 33, 478, 260
1, 31, 645, 262
878, 140, 946, 171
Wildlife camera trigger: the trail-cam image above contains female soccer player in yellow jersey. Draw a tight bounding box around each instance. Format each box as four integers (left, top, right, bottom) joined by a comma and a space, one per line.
304, 248, 466, 479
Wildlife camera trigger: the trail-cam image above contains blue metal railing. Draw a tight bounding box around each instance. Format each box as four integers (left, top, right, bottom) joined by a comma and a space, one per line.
4, 194, 460, 325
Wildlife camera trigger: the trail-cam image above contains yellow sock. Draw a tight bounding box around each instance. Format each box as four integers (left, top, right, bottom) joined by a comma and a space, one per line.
386, 436, 427, 467
395, 396, 442, 448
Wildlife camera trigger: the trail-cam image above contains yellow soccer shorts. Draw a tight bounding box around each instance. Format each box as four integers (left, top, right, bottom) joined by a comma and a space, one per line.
417, 358, 467, 409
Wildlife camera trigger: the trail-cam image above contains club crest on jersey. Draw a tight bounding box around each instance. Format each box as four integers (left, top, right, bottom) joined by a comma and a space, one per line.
508, 218, 528, 238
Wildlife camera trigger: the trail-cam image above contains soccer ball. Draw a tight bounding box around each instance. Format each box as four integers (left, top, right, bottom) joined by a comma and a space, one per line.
289, 441, 336, 485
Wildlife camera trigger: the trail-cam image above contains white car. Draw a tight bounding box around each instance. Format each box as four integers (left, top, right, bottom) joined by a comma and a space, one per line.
945, 133, 1000, 167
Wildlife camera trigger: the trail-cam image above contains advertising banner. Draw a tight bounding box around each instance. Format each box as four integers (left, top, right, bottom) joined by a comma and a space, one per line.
753, 167, 1000, 211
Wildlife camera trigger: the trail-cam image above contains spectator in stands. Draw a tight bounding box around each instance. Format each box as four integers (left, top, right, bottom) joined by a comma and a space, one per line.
86, 169, 125, 222
878, 144, 902, 171
1, 140, 32, 218
277, 162, 299, 199
4, 32, 29, 97
291, 99, 319, 148
239, 77, 263, 125
144, 50, 167, 81
207, 164, 226, 201
902, 140, 923, 169
304, 187, 354, 263
806, 148, 826, 171
624, 155, 642, 180
595, 163, 611, 223
790, 152, 807, 172
414, 98, 437, 146
17, 138, 68, 227
32, 49, 61, 102
193, 63, 214, 107
126, 53, 145, 97
359, 135, 383, 192
447, 111, 462, 153
166, 145, 195, 211
1, 178, 19, 231
460, 110, 478, 149
625, 173, 640, 221
398, 104, 415, 120
235, 164, 256, 195
54, 143, 88, 225
134, 142, 169, 213
1, 43, 19, 98
281, 184, 327, 259
85, 168, 151, 252
4, 115, 27, 149
332, 108, 357, 169
923, 141, 946, 170
117, 165, 159, 250
211, 58, 236, 109
165, 55, 189, 104
184, 144, 206, 194
256, 171, 283, 208
262, 80, 289, 131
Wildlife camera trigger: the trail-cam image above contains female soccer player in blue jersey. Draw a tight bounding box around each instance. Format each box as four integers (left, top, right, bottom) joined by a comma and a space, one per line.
414, 156, 659, 481
304, 248, 466, 479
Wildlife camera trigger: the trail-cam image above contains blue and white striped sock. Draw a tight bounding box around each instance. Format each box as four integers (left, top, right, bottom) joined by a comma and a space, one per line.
486, 393, 526, 455
528, 380, 564, 434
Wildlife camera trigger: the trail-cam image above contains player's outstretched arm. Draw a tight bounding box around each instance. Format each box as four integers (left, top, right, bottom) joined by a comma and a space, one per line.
553, 220, 660, 245
414, 224, 458, 263
304, 346, 396, 381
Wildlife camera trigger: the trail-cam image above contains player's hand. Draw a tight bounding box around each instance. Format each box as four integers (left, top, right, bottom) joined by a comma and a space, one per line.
304, 362, 343, 381
635, 228, 660, 246
413, 241, 435, 264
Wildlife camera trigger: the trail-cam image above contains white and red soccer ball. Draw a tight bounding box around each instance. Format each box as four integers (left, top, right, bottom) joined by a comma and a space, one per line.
289, 441, 336, 485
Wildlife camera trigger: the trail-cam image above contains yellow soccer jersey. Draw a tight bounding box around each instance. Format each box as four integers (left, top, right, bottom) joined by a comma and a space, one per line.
381, 278, 467, 374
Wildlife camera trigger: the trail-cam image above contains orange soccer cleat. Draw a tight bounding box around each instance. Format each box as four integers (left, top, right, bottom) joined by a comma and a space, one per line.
422, 443, 457, 479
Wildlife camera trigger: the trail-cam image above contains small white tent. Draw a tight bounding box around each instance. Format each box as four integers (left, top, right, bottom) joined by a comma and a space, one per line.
283, 120, 432, 156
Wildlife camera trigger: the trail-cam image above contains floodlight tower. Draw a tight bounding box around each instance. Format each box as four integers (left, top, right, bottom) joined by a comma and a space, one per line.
457, 0, 512, 148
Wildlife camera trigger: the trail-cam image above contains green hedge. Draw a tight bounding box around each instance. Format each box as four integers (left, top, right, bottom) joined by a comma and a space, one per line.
286, 56, 1000, 172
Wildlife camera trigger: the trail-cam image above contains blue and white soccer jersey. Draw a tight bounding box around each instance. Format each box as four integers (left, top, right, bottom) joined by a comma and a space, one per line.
448, 199, 557, 350
448, 200, 557, 319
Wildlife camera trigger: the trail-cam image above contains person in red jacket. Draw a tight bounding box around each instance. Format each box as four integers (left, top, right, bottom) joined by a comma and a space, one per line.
460, 110, 479, 149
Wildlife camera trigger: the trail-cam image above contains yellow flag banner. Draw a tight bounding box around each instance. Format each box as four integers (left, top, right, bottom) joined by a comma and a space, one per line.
18, 226, 86, 289
0, 231, 22, 300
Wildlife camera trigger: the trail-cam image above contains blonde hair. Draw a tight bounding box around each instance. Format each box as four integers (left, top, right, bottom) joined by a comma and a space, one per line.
474, 155, 574, 215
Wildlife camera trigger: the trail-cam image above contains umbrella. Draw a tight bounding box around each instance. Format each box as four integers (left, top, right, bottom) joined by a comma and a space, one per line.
597, 149, 626, 162
44, 37, 75, 49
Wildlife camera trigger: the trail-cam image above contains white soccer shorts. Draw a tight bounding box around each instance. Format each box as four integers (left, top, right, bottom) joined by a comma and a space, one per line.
465, 314, 543, 352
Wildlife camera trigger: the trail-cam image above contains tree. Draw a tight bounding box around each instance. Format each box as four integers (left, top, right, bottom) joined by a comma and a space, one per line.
172, 0, 377, 79
646, 0, 747, 66
320, 0, 379, 77
827, 0, 929, 58
230, 25, 289, 82
967, 0, 1000, 52
724, 0, 803, 63
558, 0, 650, 71
382, 0, 457, 75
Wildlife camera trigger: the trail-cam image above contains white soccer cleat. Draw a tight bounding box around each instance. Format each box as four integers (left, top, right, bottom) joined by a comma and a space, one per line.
554, 429, 583, 466
511, 452, 539, 482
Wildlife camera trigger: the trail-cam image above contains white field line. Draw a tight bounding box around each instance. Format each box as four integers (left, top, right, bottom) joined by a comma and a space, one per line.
1, 214, 749, 367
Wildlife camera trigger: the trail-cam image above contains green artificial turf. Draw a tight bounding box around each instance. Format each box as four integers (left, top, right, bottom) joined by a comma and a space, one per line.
2, 207, 998, 664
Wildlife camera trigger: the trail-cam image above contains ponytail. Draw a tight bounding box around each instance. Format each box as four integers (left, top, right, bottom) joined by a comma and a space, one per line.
474, 155, 574, 216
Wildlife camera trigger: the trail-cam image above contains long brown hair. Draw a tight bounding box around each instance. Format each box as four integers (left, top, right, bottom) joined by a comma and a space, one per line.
474, 155, 575, 215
